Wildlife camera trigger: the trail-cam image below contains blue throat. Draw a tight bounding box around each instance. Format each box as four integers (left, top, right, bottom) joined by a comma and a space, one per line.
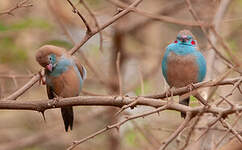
47, 55, 72, 77
167, 43, 196, 55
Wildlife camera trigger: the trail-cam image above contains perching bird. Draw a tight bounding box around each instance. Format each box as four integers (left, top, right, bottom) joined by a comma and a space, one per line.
161, 30, 206, 118
36, 45, 86, 131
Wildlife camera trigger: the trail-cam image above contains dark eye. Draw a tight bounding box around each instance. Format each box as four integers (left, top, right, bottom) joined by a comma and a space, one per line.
177, 36, 182, 40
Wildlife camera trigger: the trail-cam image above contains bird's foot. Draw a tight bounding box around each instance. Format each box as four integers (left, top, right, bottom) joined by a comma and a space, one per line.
50, 97, 60, 108
187, 83, 196, 92
53, 93, 62, 103
50, 93, 62, 107
38, 71, 46, 85
165, 87, 174, 101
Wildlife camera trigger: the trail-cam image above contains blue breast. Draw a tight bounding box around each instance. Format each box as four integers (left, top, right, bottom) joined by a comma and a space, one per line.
46, 55, 83, 92
162, 43, 206, 83
48, 56, 71, 77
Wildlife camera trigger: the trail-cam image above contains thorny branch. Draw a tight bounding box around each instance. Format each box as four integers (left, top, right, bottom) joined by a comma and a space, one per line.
66, 0, 92, 34
0, 77, 240, 111
1, 0, 242, 149
108, 0, 210, 27
185, 0, 234, 67
67, 105, 168, 150
215, 113, 242, 148
220, 119, 242, 143
79, 0, 104, 52
159, 112, 192, 150
0, 76, 241, 150
0, 0, 33, 16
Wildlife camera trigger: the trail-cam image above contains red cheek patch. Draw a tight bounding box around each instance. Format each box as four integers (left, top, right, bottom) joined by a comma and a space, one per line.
174, 40, 178, 43
191, 40, 195, 45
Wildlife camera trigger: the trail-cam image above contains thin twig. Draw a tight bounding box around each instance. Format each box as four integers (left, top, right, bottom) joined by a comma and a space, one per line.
116, 52, 122, 95
66, 0, 92, 34
215, 113, 242, 148
0, 0, 33, 16
79, 0, 104, 52
209, 26, 241, 67
146, 77, 242, 99
185, 0, 233, 66
131, 120, 161, 148
159, 112, 192, 150
220, 119, 242, 143
47, 0, 111, 89
69, 0, 143, 55
4, 71, 43, 100
180, 114, 203, 150
114, 97, 139, 117
67, 105, 168, 150
108, 0, 210, 27
195, 114, 223, 142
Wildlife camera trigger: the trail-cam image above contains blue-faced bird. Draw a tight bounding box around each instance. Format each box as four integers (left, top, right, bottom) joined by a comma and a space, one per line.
161, 30, 206, 118
36, 45, 86, 131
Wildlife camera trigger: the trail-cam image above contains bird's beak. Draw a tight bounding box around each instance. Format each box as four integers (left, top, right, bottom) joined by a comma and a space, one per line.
181, 35, 187, 42
46, 64, 53, 72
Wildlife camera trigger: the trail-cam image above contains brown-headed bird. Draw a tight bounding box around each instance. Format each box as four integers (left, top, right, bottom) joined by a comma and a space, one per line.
36, 45, 86, 131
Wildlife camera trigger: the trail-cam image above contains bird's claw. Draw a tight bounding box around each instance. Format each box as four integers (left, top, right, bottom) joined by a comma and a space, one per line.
51, 94, 62, 107
165, 87, 174, 98
187, 83, 195, 92
51, 98, 59, 108
53, 97, 59, 103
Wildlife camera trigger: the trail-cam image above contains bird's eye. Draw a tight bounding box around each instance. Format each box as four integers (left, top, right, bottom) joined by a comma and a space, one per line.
191, 40, 196, 45
174, 40, 178, 43
48, 56, 52, 61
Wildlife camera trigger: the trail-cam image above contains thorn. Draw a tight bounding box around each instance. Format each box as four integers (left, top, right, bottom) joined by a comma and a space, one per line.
40, 111, 46, 122
115, 126, 120, 132
238, 86, 242, 94
236, 110, 240, 116
130, 105, 135, 109
113, 8, 123, 16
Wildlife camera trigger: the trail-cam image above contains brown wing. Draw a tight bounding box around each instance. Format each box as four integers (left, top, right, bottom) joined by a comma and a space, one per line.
73, 57, 86, 79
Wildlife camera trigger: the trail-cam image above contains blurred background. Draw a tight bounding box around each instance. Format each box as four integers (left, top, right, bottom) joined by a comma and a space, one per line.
0, 0, 241, 150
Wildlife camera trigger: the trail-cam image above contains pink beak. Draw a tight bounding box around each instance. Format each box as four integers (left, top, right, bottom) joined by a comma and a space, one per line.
46, 64, 53, 72
181, 35, 188, 42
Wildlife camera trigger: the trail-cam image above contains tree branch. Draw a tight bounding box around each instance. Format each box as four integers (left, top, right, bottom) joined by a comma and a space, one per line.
67, 105, 168, 150
159, 112, 192, 150
0, 0, 33, 16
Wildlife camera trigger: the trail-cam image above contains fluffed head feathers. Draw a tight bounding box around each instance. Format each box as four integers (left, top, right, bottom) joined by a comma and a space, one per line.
175, 29, 198, 48
35, 45, 65, 68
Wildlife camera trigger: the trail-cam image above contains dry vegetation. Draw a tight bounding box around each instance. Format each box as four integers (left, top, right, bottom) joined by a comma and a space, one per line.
0, 0, 242, 150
